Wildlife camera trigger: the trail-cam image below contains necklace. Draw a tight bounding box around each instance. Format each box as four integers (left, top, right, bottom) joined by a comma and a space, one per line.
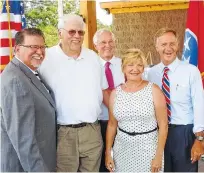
124, 80, 143, 91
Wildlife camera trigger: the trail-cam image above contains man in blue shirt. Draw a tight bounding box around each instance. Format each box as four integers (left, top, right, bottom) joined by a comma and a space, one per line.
148, 28, 204, 172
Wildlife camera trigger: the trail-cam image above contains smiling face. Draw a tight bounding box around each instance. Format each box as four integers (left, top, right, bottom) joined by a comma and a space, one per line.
156, 32, 179, 66
94, 31, 115, 61
15, 35, 45, 70
123, 59, 144, 82
59, 20, 84, 55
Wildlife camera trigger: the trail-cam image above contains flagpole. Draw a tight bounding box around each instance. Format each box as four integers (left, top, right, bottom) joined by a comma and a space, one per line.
6, 0, 13, 61
58, 0, 63, 23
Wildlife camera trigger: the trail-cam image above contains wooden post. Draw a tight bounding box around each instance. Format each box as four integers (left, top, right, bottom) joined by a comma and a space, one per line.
80, 0, 97, 50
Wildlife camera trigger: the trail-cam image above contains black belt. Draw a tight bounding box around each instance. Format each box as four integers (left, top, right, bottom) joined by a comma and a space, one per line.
168, 124, 187, 128
58, 121, 98, 128
58, 123, 87, 128
99, 120, 108, 123
118, 127, 157, 136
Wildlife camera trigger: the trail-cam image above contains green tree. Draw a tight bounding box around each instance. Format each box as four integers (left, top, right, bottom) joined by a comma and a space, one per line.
25, 0, 79, 47
24, 0, 112, 47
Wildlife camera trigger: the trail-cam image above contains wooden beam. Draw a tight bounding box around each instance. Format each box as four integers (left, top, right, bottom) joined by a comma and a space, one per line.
100, 1, 189, 14
80, 0, 96, 50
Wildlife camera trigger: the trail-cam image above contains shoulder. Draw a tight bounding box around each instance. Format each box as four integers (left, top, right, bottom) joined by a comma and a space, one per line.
147, 63, 161, 80
152, 83, 161, 92
176, 61, 201, 80
46, 45, 58, 54
179, 61, 200, 72
148, 63, 160, 73
82, 47, 99, 58
82, 47, 101, 64
1, 69, 29, 95
113, 56, 122, 62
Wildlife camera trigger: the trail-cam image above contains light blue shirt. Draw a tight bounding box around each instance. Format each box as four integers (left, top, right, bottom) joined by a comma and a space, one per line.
99, 56, 125, 120
148, 58, 204, 133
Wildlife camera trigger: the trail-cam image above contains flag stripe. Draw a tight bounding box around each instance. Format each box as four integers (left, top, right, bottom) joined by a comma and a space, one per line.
1, 38, 15, 47
1, 21, 22, 31
0, 47, 14, 56
0, 30, 17, 39
0, 0, 26, 72
0, 56, 10, 64
0, 13, 22, 23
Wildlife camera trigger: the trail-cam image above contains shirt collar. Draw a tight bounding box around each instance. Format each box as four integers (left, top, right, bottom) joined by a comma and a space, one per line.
158, 57, 180, 73
15, 56, 37, 74
100, 56, 116, 67
57, 43, 84, 60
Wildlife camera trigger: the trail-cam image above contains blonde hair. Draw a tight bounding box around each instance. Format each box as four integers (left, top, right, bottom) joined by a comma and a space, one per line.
121, 48, 147, 71
154, 28, 179, 45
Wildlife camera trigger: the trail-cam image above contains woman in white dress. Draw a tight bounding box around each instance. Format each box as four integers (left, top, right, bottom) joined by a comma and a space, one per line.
105, 49, 168, 172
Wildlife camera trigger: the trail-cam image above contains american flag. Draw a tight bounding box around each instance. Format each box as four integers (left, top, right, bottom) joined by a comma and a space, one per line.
0, 0, 26, 72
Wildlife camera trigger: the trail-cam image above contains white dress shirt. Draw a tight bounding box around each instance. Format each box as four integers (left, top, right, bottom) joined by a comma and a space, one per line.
99, 56, 125, 120
39, 44, 104, 125
148, 58, 204, 133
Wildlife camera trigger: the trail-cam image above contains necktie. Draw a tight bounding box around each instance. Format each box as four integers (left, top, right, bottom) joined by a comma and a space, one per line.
162, 67, 171, 121
105, 62, 114, 89
35, 72, 49, 93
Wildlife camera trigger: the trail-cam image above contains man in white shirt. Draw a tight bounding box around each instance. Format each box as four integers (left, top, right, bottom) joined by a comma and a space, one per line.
148, 28, 204, 172
39, 14, 104, 172
93, 29, 125, 172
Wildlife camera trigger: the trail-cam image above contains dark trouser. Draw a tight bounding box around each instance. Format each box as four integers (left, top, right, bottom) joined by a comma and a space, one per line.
164, 124, 198, 172
99, 120, 109, 172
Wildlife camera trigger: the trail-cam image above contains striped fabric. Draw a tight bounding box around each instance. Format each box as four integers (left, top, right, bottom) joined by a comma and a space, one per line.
162, 67, 171, 121
0, 0, 26, 72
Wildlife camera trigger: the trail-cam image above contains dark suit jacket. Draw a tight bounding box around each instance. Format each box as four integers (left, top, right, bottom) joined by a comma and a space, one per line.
1, 58, 56, 172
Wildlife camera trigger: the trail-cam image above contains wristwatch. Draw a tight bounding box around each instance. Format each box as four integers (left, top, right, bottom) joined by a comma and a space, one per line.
196, 136, 204, 141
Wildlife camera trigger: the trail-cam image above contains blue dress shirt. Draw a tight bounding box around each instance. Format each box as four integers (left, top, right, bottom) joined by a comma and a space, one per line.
148, 58, 204, 133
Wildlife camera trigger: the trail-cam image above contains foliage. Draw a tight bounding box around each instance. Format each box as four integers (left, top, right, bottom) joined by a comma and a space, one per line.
0, 0, 112, 47
97, 19, 112, 31
25, 0, 79, 47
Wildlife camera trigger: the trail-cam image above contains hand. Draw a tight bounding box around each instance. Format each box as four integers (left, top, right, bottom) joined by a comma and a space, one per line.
191, 139, 204, 163
105, 151, 115, 172
151, 155, 162, 172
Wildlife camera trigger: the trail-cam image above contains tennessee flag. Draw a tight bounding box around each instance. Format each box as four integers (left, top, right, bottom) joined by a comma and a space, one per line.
0, 0, 26, 73
182, 0, 204, 87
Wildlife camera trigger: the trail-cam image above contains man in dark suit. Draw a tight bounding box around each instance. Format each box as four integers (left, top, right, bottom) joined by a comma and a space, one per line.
0, 28, 56, 172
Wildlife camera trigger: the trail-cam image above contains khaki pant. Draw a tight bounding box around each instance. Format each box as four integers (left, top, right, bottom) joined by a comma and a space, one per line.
56, 122, 103, 172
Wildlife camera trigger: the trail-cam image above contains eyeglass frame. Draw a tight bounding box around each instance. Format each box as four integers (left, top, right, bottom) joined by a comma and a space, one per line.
60, 28, 85, 37
18, 44, 47, 51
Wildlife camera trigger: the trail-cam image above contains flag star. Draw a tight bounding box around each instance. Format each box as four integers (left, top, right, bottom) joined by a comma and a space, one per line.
184, 36, 191, 52
20, 2, 23, 6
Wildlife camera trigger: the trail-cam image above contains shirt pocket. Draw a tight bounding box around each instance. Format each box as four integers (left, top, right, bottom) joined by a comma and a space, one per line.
171, 83, 190, 103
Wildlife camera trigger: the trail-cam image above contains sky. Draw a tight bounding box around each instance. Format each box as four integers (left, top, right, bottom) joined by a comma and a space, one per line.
96, 0, 113, 25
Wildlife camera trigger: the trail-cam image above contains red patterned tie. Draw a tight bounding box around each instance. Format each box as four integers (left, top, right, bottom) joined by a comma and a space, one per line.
162, 67, 171, 121
105, 62, 114, 89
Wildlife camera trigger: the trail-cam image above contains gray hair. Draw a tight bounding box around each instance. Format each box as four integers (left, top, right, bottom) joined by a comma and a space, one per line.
93, 29, 116, 45
58, 14, 85, 30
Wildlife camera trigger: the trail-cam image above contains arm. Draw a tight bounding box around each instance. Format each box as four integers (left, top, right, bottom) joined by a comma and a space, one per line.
190, 68, 204, 162
1, 78, 48, 171
151, 84, 168, 172
105, 89, 118, 172
103, 88, 112, 107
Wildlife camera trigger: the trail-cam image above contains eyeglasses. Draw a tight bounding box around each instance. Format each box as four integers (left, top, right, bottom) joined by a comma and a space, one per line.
61, 28, 85, 37
99, 41, 115, 47
19, 45, 47, 51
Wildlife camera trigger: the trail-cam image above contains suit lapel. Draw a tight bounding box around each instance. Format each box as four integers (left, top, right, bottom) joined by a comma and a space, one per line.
12, 58, 55, 108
